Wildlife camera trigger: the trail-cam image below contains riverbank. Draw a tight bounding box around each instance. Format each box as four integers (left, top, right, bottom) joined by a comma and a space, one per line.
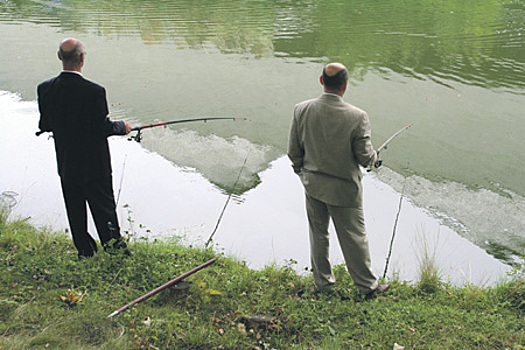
1, 218, 524, 349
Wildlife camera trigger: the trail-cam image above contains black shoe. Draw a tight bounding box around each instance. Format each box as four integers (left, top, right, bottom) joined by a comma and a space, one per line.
78, 253, 93, 261
106, 246, 133, 257
104, 238, 132, 255
77, 250, 96, 260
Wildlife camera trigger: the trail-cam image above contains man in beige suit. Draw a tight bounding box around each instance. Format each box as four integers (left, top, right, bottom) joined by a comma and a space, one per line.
288, 62, 389, 295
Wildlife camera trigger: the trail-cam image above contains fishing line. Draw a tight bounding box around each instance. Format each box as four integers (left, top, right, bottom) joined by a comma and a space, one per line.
115, 155, 127, 206
205, 150, 251, 247
382, 176, 407, 279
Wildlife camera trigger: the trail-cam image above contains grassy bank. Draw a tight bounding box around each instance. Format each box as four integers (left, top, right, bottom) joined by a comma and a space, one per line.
1, 217, 525, 350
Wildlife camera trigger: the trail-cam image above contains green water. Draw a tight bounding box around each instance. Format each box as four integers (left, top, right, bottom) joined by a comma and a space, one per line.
1, 0, 524, 263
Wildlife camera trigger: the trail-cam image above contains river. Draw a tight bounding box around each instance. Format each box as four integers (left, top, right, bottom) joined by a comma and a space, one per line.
1, 0, 524, 285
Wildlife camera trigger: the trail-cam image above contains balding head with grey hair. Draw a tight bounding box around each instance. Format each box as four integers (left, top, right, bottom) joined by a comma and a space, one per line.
321, 62, 349, 95
58, 38, 85, 71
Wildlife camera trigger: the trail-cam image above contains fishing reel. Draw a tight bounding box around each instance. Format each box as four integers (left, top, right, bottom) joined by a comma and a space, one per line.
367, 152, 383, 172
128, 129, 143, 143
367, 124, 412, 172
35, 130, 54, 139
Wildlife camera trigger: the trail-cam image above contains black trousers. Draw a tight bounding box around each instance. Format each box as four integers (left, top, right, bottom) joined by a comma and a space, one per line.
60, 176, 124, 257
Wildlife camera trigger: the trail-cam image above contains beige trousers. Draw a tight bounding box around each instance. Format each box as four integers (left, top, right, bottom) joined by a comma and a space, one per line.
306, 194, 378, 293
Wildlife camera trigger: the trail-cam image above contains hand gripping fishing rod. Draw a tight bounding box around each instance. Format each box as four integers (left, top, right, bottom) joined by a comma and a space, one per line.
368, 124, 412, 171
128, 117, 247, 143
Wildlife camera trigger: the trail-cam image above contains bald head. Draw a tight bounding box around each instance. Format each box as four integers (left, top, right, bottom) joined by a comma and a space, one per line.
321, 62, 349, 95
58, 38, 85, 71
324, 63, 346, 76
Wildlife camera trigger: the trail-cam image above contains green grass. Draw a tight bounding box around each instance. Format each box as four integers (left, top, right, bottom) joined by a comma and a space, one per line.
1, 217, 525, 350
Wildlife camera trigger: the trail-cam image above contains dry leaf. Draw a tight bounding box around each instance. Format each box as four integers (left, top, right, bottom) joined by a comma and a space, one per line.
59, 289, 84, 307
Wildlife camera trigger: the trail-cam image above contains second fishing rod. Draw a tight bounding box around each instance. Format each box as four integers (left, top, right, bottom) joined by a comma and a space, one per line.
368, 124, 412, 172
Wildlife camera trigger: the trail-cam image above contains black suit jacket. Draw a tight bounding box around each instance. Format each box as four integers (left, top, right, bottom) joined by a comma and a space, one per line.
37, 72, 126, 183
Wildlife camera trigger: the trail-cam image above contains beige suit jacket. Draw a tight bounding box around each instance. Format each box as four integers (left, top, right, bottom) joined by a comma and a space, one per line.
288, 93, 376, 207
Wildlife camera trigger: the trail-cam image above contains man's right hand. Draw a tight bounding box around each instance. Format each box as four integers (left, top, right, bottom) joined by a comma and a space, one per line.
373, 151, 382, 168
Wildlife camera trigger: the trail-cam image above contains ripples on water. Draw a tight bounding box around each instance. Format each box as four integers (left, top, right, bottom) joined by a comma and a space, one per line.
2, 0, 524, 91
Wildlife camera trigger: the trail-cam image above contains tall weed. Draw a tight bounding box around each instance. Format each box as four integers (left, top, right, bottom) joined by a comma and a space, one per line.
414, 227, 443, 293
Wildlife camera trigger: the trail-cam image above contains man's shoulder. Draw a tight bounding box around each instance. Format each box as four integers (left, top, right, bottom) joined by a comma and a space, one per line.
64, 72, 105, 88
294, 96, 320, 109
38, 75, 59, 88
66, 75, 106, 98
80, 75, 102, 85
298, 95, 322, 104
344, 101, 366, 115
38, 73, 103, 87
333, 97, 367, 117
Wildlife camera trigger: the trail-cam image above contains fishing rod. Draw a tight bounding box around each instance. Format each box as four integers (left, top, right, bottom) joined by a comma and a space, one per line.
107, 258, 216, 318
36, 117, 246, 140
369, 124, 412, 171
128, 117, 247, 143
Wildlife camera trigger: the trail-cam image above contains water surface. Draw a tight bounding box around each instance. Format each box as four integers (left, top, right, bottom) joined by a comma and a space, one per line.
1, 0, 524, 281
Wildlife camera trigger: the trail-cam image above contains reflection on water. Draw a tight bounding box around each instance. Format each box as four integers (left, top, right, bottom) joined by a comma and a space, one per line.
139, 127, 278, 194
2, 0, 524, 92
377, 166, 525, 266
1, 0, 277, 56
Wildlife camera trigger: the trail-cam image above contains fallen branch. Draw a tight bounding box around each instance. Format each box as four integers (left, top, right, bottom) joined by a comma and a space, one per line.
107, 258, 216, 318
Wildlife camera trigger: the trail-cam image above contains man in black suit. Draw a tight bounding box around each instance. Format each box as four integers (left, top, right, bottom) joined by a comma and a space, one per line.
37, 38, 131, 258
